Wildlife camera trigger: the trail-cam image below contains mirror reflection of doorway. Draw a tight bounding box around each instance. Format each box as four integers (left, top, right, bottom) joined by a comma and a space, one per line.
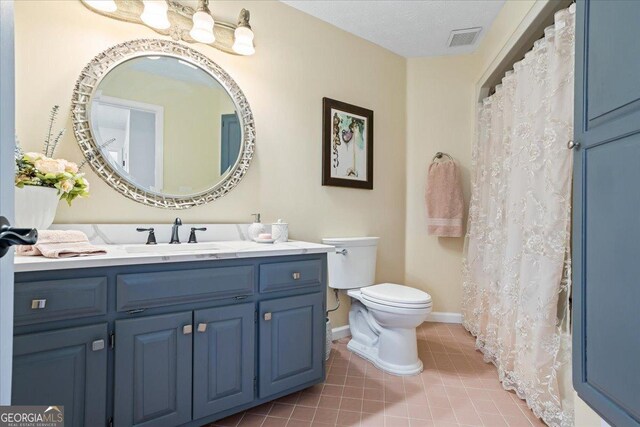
91, 95, 164, 192
220, 113, 240, 175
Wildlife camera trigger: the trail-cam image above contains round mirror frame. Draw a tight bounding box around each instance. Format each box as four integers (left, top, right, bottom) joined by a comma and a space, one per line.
71, 39, 255, 209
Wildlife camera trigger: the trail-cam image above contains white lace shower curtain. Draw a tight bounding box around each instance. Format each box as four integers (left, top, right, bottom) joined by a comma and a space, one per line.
462, 5, 575, 427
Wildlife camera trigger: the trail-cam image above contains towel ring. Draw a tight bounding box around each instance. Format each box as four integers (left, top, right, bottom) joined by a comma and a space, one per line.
432, 152, 453, 162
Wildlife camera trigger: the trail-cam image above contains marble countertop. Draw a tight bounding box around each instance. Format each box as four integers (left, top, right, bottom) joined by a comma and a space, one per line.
14, 240, 335, 273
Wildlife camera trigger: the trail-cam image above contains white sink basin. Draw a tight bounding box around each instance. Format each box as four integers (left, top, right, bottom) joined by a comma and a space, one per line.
124, 242, 222, 254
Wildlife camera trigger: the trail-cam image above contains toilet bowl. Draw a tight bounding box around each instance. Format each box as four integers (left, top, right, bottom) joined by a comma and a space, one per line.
323, 237, 432, 376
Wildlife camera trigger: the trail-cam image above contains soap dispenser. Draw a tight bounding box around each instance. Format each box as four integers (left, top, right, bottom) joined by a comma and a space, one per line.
248, 213, 265, 241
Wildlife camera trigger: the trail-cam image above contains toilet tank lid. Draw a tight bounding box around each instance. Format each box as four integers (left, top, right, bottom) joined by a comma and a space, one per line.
361, 283, 432, 305
322, 237, 380, 247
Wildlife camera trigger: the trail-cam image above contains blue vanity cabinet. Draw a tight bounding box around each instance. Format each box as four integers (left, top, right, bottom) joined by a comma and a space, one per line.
12, 323, 108, 427
13, 253, 327, 427
258, 292, 324, 398
193, 303, 255, 419
114, 312, 193, 427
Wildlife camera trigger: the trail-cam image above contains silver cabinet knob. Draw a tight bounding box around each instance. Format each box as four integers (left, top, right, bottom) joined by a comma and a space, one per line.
568, 140, 580, 149
183, 324, 193, 335
92, 339, 105, 351
292, 272, 301, 280
31, 299, 46, 309
264, 312, 272, 321
197, 323, 207, 333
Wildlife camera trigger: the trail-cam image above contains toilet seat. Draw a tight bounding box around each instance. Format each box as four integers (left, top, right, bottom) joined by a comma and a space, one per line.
361, 283, 432, 309
362, 294, 433, 310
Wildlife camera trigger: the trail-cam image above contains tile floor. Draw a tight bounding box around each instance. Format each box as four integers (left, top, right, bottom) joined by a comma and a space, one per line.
207, 322, 546, 427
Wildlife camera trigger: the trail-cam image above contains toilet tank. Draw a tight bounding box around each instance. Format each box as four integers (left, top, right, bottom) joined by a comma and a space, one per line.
322, 237, 379, 290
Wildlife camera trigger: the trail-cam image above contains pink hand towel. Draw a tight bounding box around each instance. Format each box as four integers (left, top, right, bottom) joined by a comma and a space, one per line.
425, 159, 464, 237
17, 230, 107, 258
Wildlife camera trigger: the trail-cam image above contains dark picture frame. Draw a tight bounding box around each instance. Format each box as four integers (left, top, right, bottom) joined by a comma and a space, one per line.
322, 97, 374, 189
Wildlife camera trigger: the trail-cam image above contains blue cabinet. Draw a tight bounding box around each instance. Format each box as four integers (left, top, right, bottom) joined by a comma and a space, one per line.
193, 303, 255, 419
573, 1, 640, 426
259, 293, 324, 398
12, 323, 108, 427
114, 312, 193, 427
13, 254, 327, 427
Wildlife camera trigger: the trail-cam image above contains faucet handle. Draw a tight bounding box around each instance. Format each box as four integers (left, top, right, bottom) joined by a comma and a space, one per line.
136, 227, 157, 245
188, 227, 207, 244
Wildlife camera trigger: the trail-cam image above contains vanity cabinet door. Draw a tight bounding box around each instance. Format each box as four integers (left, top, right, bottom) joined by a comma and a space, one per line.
193, 303, 255, 419
12, 323, 108, 427
114, 312, 193, 427
258, 293, 324, 398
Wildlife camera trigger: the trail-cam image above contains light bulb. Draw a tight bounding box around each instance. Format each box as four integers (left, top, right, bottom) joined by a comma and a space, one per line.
190, 10, 215, 44
85, 0, 117, 12
233, 26, 255, 56
140, 0, 170, 30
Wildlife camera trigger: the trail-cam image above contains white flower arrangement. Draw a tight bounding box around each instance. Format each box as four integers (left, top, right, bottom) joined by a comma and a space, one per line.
14, 106, 90, 206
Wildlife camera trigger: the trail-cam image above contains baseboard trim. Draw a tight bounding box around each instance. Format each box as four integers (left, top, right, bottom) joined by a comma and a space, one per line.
331, 325, 351, 340
426, 312, 463, 324
331, 312, 462, 341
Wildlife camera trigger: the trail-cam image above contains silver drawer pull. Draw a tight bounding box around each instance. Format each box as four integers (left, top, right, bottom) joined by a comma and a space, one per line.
292, 272, 301, 280
92, 339, 105, 352
264, 312, 272, 321
31, 299, 46, 310
197, 323, 207, 333
183, 324, 193, 335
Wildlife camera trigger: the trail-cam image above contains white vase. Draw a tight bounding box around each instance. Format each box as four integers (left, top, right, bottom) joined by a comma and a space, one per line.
14, 186, 60, 230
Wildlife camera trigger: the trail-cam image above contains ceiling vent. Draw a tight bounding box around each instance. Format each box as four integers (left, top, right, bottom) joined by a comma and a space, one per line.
447, 27, 482, 48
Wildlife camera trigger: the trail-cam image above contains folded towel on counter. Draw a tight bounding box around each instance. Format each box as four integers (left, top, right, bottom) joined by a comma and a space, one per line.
425, 159, 464, 237
17, 230, 107, 258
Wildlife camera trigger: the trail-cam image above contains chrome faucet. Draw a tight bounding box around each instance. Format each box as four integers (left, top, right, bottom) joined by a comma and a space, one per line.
170, 217, 182, 244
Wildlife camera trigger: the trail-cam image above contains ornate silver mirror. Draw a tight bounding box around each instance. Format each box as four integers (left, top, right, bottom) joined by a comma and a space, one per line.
72, 39, 255, 209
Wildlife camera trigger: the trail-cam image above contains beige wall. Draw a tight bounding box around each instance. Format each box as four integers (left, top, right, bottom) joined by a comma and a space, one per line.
474, 0, 537, 83
404, 55, 478, 313
402, 1, 539, 314
14, 0, 407, 327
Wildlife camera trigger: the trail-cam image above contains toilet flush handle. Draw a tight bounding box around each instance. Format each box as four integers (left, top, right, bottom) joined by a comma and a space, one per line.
336, 249, 348, 255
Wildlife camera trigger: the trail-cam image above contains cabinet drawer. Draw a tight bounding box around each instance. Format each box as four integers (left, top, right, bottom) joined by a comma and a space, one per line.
260, 259, 322, 293
117, 265, 254, 311
14, 277, 108, 326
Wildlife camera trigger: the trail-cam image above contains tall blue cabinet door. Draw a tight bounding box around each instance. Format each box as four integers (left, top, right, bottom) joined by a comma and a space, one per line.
193, 303, 255, 419
259, 293, 324, 398
114, 312, 193, 427
573, 1, 640, 426
12, 323, 108, 427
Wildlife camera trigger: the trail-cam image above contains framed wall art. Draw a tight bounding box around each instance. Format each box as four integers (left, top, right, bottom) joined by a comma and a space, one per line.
322, 97, 373, 189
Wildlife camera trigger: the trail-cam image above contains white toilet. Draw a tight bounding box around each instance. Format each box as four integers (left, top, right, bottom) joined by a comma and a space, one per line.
323, 237, 432, 376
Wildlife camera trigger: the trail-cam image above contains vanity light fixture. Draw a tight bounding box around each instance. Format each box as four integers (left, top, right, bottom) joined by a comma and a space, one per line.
141, 0, 170, 30
232, 9, 255, 56
80, 0, 256, 56
85, 0, 117, 12
190, 0, 215, 44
